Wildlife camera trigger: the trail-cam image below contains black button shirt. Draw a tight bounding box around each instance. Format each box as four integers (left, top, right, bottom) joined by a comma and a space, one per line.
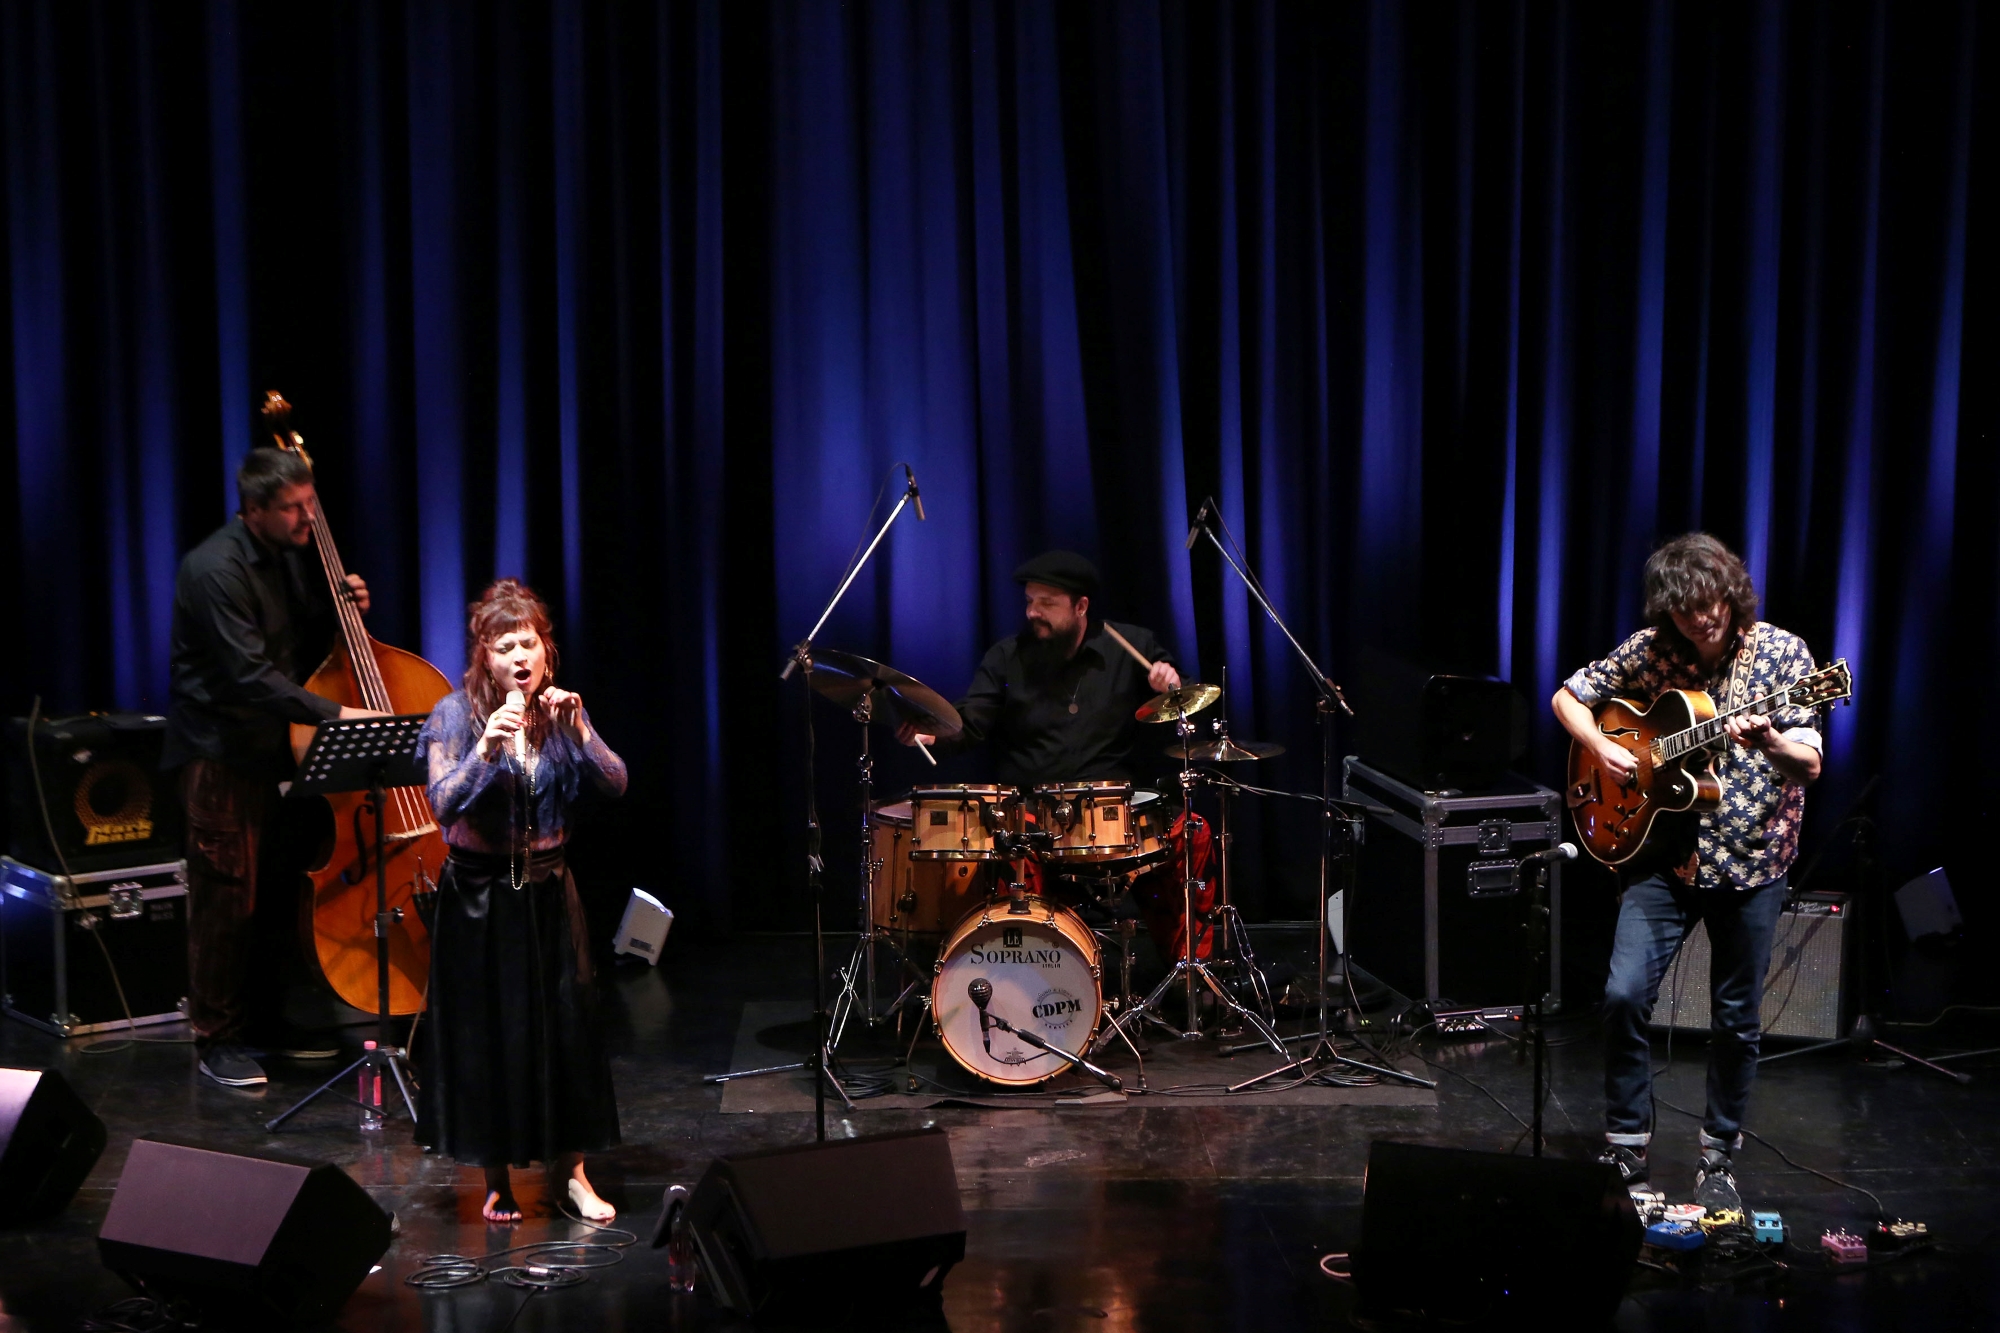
164, 519, 343, 779
945, 620, 1176, 789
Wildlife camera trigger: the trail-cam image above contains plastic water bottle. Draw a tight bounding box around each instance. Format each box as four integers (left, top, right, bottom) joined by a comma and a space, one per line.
359, 1041, 383, 1131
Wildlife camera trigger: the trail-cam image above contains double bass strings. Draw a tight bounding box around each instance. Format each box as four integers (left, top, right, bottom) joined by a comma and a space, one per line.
299, 492, 432, 838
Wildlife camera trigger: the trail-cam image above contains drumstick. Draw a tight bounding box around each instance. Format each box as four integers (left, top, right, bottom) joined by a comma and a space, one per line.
1101, 622, 1155, 672
915, 736, 937, 766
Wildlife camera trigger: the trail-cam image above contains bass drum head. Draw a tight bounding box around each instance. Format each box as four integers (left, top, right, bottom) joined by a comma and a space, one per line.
933, 900, 1101, 1086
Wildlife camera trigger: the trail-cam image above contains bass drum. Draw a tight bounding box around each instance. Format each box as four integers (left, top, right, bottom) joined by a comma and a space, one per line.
932, 898, 1102, 1086
870, 801, 1002, 938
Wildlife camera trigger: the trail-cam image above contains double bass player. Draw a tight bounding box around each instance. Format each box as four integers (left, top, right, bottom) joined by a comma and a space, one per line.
164, 446, 380, 1088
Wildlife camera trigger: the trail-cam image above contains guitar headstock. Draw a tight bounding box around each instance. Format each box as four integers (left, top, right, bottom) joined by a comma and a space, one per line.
1789, 660, 1853, 710
259, 390, 314, 469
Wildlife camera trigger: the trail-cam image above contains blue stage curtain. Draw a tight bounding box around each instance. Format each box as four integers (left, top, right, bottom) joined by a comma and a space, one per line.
2, 2, 1994, 941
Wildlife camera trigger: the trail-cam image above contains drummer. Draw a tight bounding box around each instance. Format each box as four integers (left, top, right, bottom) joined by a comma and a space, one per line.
895, 550, 1180, 785
897, 550, 1215, 966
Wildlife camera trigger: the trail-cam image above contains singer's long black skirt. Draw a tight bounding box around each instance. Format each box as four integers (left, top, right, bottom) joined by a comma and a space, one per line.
415, 846, 620, 1167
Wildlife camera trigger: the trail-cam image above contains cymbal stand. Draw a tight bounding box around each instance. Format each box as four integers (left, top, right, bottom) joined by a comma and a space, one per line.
1119, 714, 1287, 1053
825, 687, 928, 1049
1185, 501, 1429, 1091
738, 473, 923, 1140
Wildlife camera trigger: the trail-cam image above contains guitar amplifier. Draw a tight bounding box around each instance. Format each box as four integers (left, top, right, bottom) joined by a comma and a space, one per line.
1653, 893, 1850, 1041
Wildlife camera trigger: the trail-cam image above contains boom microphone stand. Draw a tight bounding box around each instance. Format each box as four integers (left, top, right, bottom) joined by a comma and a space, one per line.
772, 468, 926, 1142
1185, 499, 1433, 1093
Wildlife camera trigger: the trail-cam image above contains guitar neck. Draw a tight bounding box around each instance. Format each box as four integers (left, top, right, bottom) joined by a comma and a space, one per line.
1658, 687, 1799, 761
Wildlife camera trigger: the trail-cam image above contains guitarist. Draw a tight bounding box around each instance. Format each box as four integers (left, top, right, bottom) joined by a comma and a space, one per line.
1551, 533, 1823, 1210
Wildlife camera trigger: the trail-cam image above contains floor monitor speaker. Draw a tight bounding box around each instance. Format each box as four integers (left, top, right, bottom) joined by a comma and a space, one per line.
686, 1126, 966, 1317
97, 1138, 392, 1327
0, 1066, 106, 1224
1355, 1141, 1640, 1327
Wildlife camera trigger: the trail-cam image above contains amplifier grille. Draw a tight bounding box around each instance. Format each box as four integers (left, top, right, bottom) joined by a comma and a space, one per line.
1654, 894, 1848, 1041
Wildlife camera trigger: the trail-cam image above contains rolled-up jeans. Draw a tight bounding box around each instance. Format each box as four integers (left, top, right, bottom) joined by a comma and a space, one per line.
1602, 872, 1787, 1152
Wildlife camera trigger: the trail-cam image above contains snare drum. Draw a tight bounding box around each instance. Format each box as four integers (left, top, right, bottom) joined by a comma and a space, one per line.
1117, 789, 1172, 868
870, 802, 1001, 936
932, 898, 1103, 1086
908, 784, 1023, 860
1030, 781, 1136, 859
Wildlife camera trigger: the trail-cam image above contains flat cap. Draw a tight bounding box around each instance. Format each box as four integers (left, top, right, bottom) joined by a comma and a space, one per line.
1012, 549, 1099, 597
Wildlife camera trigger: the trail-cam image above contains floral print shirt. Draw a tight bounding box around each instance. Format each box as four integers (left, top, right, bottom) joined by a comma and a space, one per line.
1563, 623, 1822, 891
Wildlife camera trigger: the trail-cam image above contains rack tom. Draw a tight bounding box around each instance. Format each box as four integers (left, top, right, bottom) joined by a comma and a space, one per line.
907, 784, 1023, 861
870, 802, 1000, 937
1030, 781, 1136, 859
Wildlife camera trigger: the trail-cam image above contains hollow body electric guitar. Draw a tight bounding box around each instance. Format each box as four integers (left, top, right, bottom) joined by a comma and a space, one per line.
1566, 660, 1853, 866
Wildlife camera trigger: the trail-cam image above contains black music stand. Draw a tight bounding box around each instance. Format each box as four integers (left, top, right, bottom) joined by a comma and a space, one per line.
266, 713, 433, 1132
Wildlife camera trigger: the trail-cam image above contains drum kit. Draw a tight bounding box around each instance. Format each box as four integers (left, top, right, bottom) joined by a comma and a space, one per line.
788, 648, 1294, 1094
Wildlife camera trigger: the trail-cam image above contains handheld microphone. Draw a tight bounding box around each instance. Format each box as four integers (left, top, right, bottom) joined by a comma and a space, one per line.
1184, 497, 1211, 550
904, 464, 926, 521
968, 977, 993, 1054
505, 689, 529, 766
1521, 842, 1579, 868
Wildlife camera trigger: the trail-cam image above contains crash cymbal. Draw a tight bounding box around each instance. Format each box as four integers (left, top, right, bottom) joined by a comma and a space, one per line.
1163, 736, 1286, 762
1135, 682, 1222, 724
806, 647, 964, 738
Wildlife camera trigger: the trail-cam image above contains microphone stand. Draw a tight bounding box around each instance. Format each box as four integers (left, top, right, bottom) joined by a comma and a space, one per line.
776, 476, 922, 1143
1188, 504, 1432, 1093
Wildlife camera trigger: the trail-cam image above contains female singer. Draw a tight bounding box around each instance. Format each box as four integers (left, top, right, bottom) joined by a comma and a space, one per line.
416, 579, 628, 1224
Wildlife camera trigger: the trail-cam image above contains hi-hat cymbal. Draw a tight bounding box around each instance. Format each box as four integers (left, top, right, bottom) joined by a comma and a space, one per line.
806, 647, 963, 738
1135, 682, 1222, 724
1164, 736, 1286, 763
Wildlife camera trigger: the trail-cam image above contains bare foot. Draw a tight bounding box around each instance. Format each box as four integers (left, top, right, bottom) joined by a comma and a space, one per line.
566, 1175, 616, 1223
483, 1189, 522, 1224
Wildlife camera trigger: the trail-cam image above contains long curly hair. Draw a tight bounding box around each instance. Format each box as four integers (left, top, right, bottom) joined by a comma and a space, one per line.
1643, 533, 1759, 643
462, 579, 560, 749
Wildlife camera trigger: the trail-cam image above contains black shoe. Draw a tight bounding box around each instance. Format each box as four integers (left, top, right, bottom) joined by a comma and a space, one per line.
1597, 1143, 1649, 1191
1694, 1148, 1742, 1214
199, 1044, 268, 1088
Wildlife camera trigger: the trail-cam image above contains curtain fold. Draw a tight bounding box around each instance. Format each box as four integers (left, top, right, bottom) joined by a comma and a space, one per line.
1, 1, 1992, 937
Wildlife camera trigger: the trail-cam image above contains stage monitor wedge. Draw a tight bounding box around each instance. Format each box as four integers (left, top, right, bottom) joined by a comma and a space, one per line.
0, 1066, 107, 1224
686, 1126, 966, 1317
1355, 1141, 1640, 1327
97, 1138, 392, 1328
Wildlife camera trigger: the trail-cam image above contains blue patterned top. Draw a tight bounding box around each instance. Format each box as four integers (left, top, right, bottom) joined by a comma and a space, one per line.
1563, 623, 1822, 891
417, 689, 628, 852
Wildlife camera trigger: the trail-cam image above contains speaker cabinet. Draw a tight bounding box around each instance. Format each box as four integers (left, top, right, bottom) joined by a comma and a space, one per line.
97, 1139, 392, 1327
1355, 1141, 1640, 1327
0, 1067, 106, 1224
1655, 892, 1851, 1040
686, 1127, 966, 1317
5, 714, 183, 873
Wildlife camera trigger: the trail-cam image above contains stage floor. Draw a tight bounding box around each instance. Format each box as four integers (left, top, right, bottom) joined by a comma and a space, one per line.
4, 933, 2000, 1332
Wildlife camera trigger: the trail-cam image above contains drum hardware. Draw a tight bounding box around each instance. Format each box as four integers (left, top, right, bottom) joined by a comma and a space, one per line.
1181, 499, 1434, 1092
726, 497, 964, 1136
1116, 682, 1289, 1052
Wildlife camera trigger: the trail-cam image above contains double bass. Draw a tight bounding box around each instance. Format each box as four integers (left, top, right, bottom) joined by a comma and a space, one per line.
265, 392, 453, 1016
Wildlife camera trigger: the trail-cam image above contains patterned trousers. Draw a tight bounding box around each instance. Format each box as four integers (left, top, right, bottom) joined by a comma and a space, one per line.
179, 758, 286, 1047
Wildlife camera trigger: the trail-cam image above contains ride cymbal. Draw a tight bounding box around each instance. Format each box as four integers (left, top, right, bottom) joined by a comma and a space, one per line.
1135, 683, 1222, 724
805, 647, 964, 738
1163, 736, 1286, 762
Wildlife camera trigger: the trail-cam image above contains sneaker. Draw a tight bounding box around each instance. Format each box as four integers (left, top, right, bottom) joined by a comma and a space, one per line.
199, 1044, 268, 1087
1694, 1148, 1742, 1214
1597, 1143, 1649, 1191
